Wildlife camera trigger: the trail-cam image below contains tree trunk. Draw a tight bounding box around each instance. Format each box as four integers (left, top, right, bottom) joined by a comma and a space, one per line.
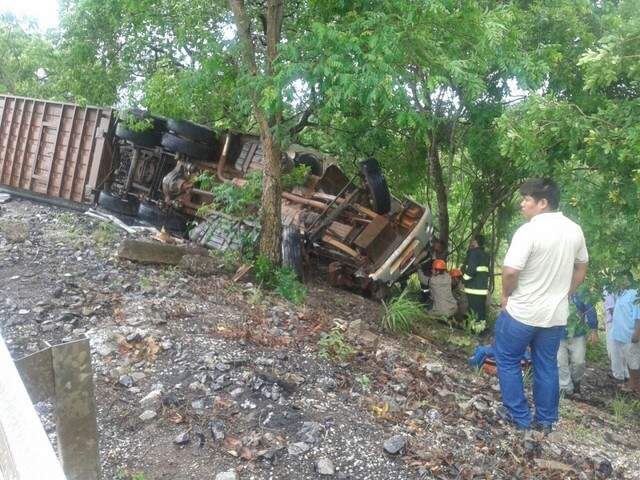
428, 133, 449, 247
229, 0, 284, 264
258, 123, 283, 263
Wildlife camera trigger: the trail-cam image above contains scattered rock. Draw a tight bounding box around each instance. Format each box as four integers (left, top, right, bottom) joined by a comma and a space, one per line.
209, 420, 225, 441
131, 372, 147, 383
287, 441, 311, 456
424, 363, 443, 374
140, 389, 162, 409
297, 421, 323, 444
383, 435, 406, 455
119, 375, 134, 388
178, 254, 221, 276
139, 410, 157, 421
162, 392, 180, 407
173, 431, 190, 445
214, 470, 238, 480
316, 457, 335, 476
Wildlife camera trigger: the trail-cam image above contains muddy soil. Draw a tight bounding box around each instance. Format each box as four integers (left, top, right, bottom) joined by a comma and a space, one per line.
0, 197, 638, 480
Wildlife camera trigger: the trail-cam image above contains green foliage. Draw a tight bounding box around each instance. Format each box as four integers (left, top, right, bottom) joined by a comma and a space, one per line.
381, 289, 426, 333
195, 170, 263, 221
462, 311, 486, 336
116, 469, 146, 480
611, 395, 640, 425
354, 374, 371, 392
195, 165, 310, 221
282, 164, 311, 191
253, 255, 307, 305
138, 275, 152, 292
585, 332, 609, 368
8, 0, 639, 286
92, 222, 119, 246
318, 326, 356, 362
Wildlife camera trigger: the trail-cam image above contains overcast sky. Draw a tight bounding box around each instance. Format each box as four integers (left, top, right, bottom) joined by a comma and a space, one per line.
0, 0, 59, 30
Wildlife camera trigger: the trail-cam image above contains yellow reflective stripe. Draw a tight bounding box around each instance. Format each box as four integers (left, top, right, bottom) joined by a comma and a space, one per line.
464, 287, 488, 295
476, 266, 489, 272
462, 274, 472, 281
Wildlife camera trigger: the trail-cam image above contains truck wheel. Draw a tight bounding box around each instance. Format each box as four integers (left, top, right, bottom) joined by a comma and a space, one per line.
97, 190, 139, 216
359, 159, 391, 215
166, 118, 216, 146
282, 225, 304, 279
161, 133, 215, 161
293, 153, 323, 176
137, 201, 188, 234
115, 123, 162, 149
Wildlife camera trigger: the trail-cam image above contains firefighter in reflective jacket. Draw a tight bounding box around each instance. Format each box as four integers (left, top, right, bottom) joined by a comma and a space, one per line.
462, 234, 490, 322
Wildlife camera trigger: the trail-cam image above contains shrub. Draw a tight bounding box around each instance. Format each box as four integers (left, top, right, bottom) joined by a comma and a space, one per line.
194, 165, 310, 222
318, 326, 356, 362
253, 255, 307, 305
381, 289, 426, 333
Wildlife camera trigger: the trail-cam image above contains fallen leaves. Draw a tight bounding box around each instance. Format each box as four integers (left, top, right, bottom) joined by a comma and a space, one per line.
116, 335, 161, 362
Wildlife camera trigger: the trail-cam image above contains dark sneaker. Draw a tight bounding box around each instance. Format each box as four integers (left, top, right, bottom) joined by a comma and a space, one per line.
573, 382, 581, 395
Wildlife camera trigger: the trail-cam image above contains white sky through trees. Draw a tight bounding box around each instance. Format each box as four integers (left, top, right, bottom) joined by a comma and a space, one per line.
0, 0, 59, 30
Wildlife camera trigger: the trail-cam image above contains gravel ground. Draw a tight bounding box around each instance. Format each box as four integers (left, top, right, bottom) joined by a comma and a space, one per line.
0, 197, 639, 480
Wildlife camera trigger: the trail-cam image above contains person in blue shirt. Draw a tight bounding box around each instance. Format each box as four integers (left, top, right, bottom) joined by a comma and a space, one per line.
610, 273, 640, 394
557, 291, 598, 396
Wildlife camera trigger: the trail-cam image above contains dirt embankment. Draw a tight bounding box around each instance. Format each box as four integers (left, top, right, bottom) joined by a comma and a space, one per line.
0, 197, 638, 480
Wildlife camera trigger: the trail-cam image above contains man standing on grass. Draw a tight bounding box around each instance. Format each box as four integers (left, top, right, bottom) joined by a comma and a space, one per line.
495, 178, 588, 434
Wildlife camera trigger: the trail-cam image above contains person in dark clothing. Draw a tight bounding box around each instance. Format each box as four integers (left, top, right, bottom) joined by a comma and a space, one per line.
418, 238, 449, 307
462, 234, 490, 322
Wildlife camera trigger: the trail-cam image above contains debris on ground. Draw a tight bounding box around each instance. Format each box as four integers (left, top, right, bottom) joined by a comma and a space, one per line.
0, 198, 638, 479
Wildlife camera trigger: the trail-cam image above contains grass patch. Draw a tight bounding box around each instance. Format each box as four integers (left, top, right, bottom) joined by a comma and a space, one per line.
138, 275, 153, 292
381, 289, 426, 333
92, 222, 119, 246
586, 331, 609, 368
354, 373, 372, 392
253, 255, 307, 305
611, 394, 640, 424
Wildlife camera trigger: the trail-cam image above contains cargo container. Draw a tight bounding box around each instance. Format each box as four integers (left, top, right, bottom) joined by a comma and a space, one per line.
0, 95, 114, 204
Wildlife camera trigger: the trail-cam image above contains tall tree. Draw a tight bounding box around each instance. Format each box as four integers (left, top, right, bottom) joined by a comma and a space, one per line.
497, 0, 640, 290
229, 0, 285, 262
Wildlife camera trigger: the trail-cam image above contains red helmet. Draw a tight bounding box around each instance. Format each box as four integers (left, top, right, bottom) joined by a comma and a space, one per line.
450, 268, 463, 278
433, 259, 447, 270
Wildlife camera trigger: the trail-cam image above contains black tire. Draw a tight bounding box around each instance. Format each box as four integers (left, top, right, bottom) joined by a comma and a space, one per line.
293, 153, 323, 176
166, 118, 216, 146
359, 158, 391, 215
282, 225, 304, 279
98, 190, 139, 216
115, 123, 162, 149
161, 132, 216, 161
137, 201, 188, 234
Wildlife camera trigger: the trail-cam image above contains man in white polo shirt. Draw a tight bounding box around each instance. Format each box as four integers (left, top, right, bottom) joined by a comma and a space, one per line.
495, 178, 588, 433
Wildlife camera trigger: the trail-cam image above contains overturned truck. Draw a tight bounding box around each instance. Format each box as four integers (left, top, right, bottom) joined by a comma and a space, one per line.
0, 94, 433, 297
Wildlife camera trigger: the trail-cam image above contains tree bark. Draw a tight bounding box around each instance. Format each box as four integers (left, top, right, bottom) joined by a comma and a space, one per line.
428, 132, 449, 247
229, 0, 284, 263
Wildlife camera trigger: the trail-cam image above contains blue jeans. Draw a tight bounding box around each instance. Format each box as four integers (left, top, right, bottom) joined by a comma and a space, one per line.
494, 310, 563, 429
